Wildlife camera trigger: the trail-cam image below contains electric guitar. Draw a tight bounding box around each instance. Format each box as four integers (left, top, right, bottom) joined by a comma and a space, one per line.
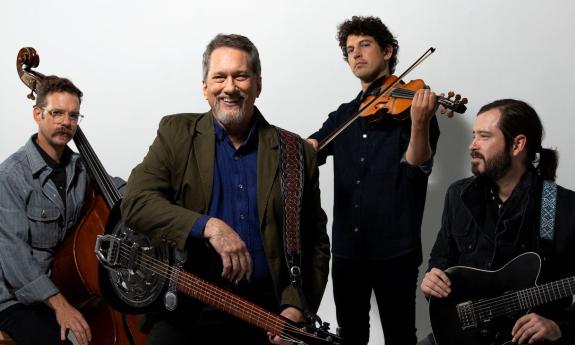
95, 209, 343, 345
429, 252, 575, 345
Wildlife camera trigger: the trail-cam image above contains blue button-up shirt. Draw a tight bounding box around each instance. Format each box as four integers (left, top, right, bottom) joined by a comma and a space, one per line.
190, 118, 270, 278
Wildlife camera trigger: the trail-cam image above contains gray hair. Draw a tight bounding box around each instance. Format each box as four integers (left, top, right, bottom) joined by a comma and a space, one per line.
202, 34, 261, 80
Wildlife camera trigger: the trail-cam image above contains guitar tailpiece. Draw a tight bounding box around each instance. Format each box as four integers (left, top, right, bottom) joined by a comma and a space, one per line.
164, 248, 186, 312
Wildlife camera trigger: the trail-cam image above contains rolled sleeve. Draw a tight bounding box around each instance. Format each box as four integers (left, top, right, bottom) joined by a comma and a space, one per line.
400, 152, 434, 175
14, 274, 58, 305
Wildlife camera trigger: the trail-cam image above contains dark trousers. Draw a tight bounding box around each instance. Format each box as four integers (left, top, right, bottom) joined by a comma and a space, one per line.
332, 253, 420, 345
145, 278, 279, 345
0, 303, 72, 345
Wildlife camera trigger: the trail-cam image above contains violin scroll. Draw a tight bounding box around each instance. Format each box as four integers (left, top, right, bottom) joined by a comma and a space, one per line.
16, 47, 45, 100
439, 91, 468, 118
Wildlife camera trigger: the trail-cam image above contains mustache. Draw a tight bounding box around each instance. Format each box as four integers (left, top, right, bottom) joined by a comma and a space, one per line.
217, 90, 247, 102
53, 128, 73, 137
470, 150, 484, 160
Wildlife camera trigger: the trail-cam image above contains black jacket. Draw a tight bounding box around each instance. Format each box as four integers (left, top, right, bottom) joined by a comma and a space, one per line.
428, 170, 575, 343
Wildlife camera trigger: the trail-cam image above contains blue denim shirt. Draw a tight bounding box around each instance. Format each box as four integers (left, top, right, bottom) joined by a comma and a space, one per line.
0, 136, 88, 312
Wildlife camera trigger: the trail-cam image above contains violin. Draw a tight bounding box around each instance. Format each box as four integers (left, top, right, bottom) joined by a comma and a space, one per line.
16, 47, 146, 345
317, 47, 468, 151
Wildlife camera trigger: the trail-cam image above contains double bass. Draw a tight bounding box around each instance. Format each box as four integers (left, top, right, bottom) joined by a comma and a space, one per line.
16, 47, 146, 345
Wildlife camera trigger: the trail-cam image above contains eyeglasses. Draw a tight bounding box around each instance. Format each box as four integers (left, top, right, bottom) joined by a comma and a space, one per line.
39, 107, 84, 124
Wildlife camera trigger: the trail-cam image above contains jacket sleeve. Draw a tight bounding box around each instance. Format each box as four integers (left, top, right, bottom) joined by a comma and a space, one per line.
427, 186, 460, 272
0, 171, 59, 305
121, 116, 204, 250
280, 141, 330, 313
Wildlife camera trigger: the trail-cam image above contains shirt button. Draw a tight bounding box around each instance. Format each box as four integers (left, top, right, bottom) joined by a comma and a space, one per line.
356, 180, 361, 185
234, 155, 240, 160
354, 204, 359, 208
353, 227, 359, 232
238, 184, 244, 189
240, 214, 245, 220
41, 210, 47, 218
362, 134, 367, 139
360, 157, 365, 163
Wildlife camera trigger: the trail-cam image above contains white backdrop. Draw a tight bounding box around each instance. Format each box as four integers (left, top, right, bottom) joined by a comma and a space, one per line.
2, 1, 575, 343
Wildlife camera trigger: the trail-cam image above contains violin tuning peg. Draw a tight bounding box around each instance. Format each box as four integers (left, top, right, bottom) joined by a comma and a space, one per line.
448, 91, 455, 98
447, 110, 454, 118
454, 94, 461, 101
462, 98, 468, 104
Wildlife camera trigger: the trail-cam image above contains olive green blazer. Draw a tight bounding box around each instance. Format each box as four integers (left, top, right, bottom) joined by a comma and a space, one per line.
121, 108, 330, 312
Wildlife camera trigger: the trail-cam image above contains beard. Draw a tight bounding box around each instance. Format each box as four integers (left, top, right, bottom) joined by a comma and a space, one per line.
471, 148, 512, 181
212, 91, 248, 129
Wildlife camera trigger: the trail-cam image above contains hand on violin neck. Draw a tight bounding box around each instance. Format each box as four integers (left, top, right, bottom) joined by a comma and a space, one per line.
410, 88, 437, 127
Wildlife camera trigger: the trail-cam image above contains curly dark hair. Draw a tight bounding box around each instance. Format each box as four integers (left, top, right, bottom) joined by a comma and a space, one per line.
337, 16, 399, 73
35, 75, 83, 107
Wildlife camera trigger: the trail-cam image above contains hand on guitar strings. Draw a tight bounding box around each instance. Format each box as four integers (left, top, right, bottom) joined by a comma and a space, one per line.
511, 312, 561, 344
267, 307, 304, 344
421, 267, 451, 298
204, 217, 253, 283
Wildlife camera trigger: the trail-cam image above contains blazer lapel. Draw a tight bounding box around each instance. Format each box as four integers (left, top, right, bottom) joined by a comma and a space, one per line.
256, 112, 280, 226
193, 112, 215, 206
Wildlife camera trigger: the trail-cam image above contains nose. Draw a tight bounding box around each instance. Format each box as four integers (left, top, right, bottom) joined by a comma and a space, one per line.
60, 113, 73, 126
222, 76, 236, 94
469, 137, 478, 152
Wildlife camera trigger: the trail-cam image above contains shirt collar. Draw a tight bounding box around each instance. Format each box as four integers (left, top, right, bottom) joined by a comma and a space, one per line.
31, 134, 72, 169
355, 75, 388, 103
211, 113, 259, 150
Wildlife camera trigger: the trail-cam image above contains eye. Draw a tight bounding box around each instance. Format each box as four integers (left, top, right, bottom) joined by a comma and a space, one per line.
235, 74, 249, 81
69, 113, 81, 120
51, 110, 65, 116
346, 47, 354, 55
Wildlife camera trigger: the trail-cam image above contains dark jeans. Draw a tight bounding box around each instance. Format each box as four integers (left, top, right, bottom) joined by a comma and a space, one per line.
332, 252, 420, 345
0, 303, 72, 345
145, 277, 279, 345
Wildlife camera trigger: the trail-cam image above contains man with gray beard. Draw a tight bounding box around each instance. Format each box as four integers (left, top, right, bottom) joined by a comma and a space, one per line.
420, 99, 575, 345
121, 34, 330, 345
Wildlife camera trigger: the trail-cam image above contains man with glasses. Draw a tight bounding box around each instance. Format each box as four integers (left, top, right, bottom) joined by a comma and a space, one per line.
0, 76, 91, 345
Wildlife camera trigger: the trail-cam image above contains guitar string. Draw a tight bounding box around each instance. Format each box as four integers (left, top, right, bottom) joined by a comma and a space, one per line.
458, 278, 575, 320
126, 247, 316, 342
113, 244, 324, 342
114, 246, 304, 341
115, 245, 293, 333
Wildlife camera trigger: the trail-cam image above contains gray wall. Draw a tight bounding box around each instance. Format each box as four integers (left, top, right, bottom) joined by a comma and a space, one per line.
2, 1, 575, 343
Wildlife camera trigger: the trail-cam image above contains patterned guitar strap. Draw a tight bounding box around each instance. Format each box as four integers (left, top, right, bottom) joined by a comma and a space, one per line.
276, 127, 320, 325
539, 180, 557, 259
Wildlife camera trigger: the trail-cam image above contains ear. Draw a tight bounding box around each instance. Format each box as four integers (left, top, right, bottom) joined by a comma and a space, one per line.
511, 134, 527, 156
383, 45, 394, 60
202, 81, 208, 99
33, 106, 42, 123
256, 77, 262, 98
